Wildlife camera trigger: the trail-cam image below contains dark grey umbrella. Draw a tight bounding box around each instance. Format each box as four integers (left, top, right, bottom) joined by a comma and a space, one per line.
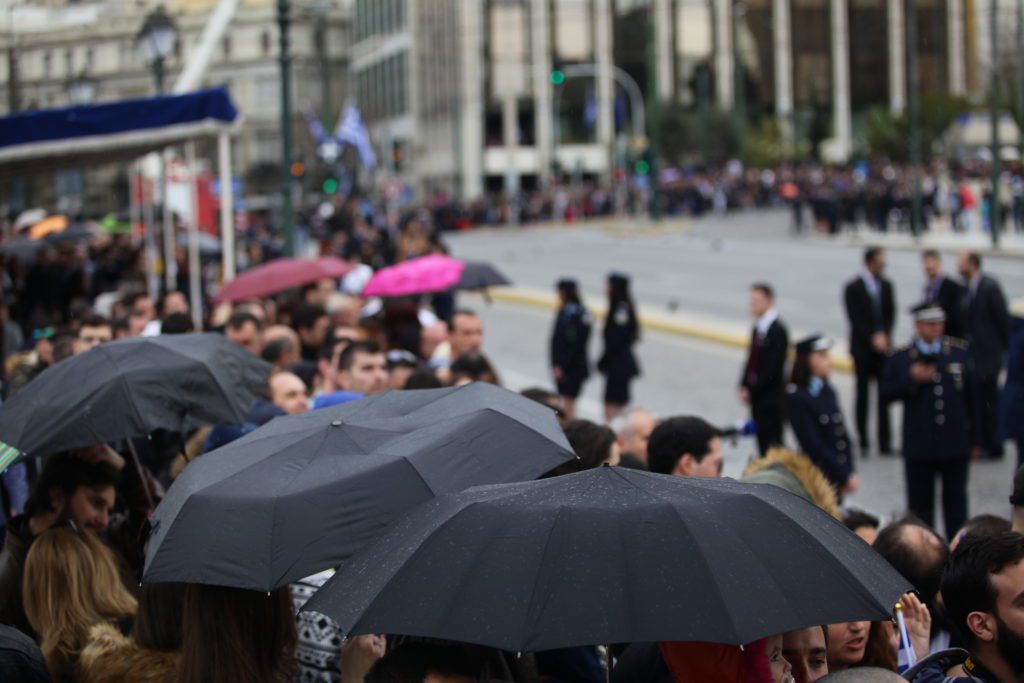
457, 261, 511, 291
303, 467, 911, 651
142, 383, 575, 591
0, 333, 271, 472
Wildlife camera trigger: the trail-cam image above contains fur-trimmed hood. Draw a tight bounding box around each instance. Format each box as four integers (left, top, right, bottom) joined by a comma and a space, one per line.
77, 623, 178, 683
740, 448, 841, 519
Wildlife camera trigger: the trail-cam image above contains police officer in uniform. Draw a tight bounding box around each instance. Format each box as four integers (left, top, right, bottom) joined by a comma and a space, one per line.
881, 303, 981, 537
786, 334, 859, 495
551, 278, 592, 420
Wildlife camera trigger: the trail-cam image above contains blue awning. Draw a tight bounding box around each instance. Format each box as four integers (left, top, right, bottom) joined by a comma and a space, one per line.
0, 86, 241, 177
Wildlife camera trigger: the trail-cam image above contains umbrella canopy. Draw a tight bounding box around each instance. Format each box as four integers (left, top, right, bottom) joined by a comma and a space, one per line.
143, 383, 574, 591
303, 467, 910, 651
0, 333, 271, 472
362, 255, 511, 297
214, 256, 354, 303
28, 215, 68, 241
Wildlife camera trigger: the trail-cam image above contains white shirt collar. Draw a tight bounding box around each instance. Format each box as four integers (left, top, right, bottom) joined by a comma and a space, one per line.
756, 308, 778, 337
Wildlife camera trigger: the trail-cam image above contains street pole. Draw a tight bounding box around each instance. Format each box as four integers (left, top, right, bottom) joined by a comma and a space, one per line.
991, 0, 1003, 247
646, 13, 660, 220
733, 2, 747, 161
907, 0, 923, 237
278, 0, 295, 257
698, 66, 711, 164
154, 56, 177, 293
1018, 0, 1024, 158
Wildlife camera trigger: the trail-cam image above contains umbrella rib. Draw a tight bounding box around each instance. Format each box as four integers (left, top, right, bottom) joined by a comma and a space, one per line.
520, 504, 569, 650
155, 340, 248, 425
608, 469, 742, 642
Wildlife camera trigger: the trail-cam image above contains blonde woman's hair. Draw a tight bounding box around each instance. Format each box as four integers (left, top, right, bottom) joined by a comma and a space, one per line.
23, 527, 137, 681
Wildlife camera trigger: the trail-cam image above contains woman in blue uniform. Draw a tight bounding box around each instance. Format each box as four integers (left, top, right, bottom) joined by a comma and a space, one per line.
786, 334, 859, 495
598, 272, 640, 422
550, 279, 592, 420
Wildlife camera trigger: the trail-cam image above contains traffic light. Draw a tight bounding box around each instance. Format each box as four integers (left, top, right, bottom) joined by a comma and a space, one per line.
322, 177, 339, 194
633, 158, 651, 176
290, 161, 305, 178
550, 69, 566, 86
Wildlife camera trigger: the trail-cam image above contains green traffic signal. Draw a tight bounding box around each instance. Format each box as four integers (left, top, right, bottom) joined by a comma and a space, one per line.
323, 178, 339, 194
550, 69, 565, 86
634, 159, 651, 175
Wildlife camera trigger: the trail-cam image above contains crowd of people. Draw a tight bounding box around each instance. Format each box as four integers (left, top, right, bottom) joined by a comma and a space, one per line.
0, 196, 1022, 682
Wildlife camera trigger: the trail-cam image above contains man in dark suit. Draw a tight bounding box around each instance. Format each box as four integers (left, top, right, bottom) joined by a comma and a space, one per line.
921, 249, 966, 339
958, 251, 1010, 459
739, 283, 789, 456
843, 247, 896, 455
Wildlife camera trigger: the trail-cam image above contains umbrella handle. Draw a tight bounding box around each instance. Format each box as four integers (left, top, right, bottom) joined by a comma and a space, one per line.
126, 440, 156, 511
605, 645, 612, 683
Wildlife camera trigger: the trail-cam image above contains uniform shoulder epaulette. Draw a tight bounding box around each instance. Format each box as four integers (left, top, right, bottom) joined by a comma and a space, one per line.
945, 336, 969, 350
786, 384, 797, 394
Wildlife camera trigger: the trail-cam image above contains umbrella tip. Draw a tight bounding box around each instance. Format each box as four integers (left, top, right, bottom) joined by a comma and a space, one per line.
331, 420, 343, 427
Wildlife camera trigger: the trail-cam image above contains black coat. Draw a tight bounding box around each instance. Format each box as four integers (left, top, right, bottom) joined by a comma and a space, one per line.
599, 303, 640, 380
844, 275, 896, 360
786, 381, 854, 489
963, 275, 1010, 378
880, 338, 980, 461
739, 318, 789, 402
550, 303, 591, 377
924, 276, 966, 340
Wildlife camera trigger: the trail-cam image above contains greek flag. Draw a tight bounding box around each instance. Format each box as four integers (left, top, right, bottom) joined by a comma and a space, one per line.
335, 105, 376, 170
304, 106, 328, 145
896, 604, 918, 673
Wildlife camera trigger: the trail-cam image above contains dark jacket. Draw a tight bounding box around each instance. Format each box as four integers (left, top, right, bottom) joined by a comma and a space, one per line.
598, 303, 640, 379
998, 315, 1024, 442
785, 381, 854, 489
925, 275, 967, 339
610, 643, 672, 683
844, 274, 896, 360
0, 516, 33, 635
881, 337, 980, 461
550, 303, 591, 377
0, 623, 49, 683
903, 648, 1000, 682
740, 318, 789, 403
964, 274, 1010, 378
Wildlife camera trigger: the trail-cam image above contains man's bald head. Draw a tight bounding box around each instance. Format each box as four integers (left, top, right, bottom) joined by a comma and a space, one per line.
873, 518, 949, 603
262, 325, 301, 367
269, 372, 308, 415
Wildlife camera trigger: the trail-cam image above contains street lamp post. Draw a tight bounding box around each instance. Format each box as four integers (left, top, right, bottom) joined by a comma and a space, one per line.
733, 2, 747, 161
907, 0, 923, 237
278, 0, 295, 257
136, 5, 179, 292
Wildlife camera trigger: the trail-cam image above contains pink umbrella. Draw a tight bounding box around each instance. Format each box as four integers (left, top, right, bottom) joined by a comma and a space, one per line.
214, 256, 354, 303
362, 254, 465, 297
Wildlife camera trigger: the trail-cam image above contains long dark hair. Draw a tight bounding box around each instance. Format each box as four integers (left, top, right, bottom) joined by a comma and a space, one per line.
557, 280, 582, 307
790, 351, 813, 388
177, 585, 296, 683
133, 582, 185, 652
606, 274, 639, 342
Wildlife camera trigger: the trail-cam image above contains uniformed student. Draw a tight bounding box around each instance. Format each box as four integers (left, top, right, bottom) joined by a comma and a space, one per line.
881, 303, 981, 538
550, 279, 592, 421
786, 334, 859, 495
598, 272, 641, 422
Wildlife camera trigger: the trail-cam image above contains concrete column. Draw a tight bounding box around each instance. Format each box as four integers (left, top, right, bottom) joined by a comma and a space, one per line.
831, 0, 852, 160
502, 91, 520, 212
217, 131, 235, 282
773, 0, 794, 144
532, 0, 553, 184
459, 0, 484, 199
889, 0, 907, 111
948, 0, 967, 95
595, 0, 614, 181
654, 0, 674, 99
715, 0, 734, 107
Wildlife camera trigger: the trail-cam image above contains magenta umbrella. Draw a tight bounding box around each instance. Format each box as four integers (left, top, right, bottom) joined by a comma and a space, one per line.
362, 255, 510, 298
214, 256, 354, 303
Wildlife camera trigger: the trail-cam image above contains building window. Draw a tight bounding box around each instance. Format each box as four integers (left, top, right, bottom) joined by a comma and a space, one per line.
43, 51, 52, 77
84, 47, 94, 70
65, 49, 73, 75
261, 30, 271, 56
222, 36, 232, 60
255, 77, 281, 110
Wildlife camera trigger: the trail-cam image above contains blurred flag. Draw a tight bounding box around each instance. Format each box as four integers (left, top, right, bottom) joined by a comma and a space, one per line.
583, 87, 597, 129
896, 603, 917, 673
335, 105, 377, 170
304, 106, 328, 145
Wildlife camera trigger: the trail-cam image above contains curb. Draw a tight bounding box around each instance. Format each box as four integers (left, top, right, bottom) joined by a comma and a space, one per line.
485, 288, 856, 374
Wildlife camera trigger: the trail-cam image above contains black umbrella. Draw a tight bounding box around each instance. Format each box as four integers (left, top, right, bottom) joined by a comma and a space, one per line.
457, 261, 511, 291
303, 467, 910, 651
0, 333, 271, 472
143, 383, 575, 591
